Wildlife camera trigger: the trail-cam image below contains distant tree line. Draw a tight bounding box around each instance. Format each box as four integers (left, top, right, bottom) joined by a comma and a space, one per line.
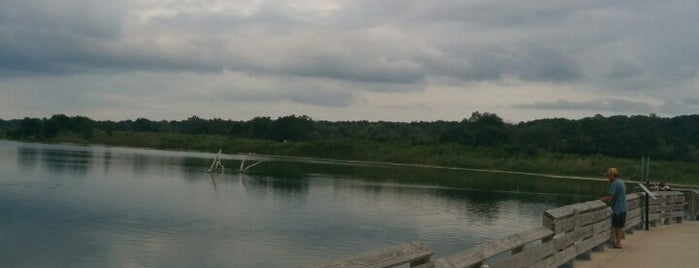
1, 112, 697, 162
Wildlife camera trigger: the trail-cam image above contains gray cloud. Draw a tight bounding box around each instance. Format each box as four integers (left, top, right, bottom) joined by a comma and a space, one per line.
515, 99, 654, 114
1, 0, 698, 121
0, 0, 125, 74
213, 81, 357, 107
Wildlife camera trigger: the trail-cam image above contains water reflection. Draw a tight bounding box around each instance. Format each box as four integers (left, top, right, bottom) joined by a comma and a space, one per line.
40, 148, 92, 175
251, 176, 309, 195
1, 141, 605, 268
248, 160, 607, 197
182, 157, 213, 182
103, 149, 112, 173
209, 173, 221, 192
17, 147, 39, 169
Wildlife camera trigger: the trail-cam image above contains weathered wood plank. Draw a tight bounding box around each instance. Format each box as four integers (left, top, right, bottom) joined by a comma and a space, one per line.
649, 204, 685, 214
649, 195, 684, 204
489, 242, 554, 268
594, 218, 612, 234
544, 200, 607, 220
311, 241, 433, 268
655, 191, 684, 196
575, 228, 610, 255
627, 207, 642, 219
433, 258, 454, 268
545, 206, 610, 234
550, 218, 609, 254
626, 214, 642, 228
648, 210, 684, 222
440, 226, 553, 268
627, 198, 641, 210
530, 245, 577, 268
578, 208, 612, 226
412, 261, 435, 268
552, 225, 592, 251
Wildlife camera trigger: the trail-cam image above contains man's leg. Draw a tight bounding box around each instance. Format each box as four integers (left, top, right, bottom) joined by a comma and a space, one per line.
614, 227, 623, 248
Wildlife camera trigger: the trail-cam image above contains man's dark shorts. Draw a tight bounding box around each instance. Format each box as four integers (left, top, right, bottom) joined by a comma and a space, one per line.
612, 212, 627, 228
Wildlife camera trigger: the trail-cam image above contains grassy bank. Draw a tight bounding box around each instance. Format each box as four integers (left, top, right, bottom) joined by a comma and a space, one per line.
4, 130, 698, 186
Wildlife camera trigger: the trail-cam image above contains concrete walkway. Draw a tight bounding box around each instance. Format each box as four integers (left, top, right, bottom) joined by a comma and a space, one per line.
575, 221, 699, 268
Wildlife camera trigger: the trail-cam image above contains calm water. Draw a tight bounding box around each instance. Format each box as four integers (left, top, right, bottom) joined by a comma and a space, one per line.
0, 141, 606, 267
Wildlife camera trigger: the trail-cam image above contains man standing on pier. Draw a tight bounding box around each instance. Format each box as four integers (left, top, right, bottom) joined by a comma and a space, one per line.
600, 167, 627, 248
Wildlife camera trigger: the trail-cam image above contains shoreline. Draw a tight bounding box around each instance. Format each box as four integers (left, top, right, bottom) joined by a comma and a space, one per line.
3, 138, 697, 189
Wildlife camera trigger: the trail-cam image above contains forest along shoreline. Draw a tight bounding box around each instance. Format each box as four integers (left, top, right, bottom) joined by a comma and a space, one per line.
2, 138, 697, 190
1, 112, 698, 186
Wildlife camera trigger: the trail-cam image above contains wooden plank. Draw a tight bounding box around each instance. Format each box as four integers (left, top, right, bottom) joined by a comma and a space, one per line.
627, 207, 642, 219
413, 262, 435, 268
552, 225, 593, 250
625, 193, 642, 206
546, 216, 575, 234
655, 191, 683, 196
626, 215, 642, 228
650, 196, 684, 204
648, 204, 683, 213
653, 211, 684, 219
311, 241, 433, 268
552, 218, 610, 252
627, 198, 641, 210
578, 208, 612, 227
649, 194, 684, 203
648, 211, 682, 221
546, 207, 610, 234
530, 245, 577, 268
440, 227, 552, 268
593, 218, 611, 234
670, 211, 684, 218
433, 258, 455, 268
575, 229, 610, 255
648, 206, 662, 213
661, 200, 684, 206
626, 214, 642, 227
668, 203, 688, 211
625, 192, 641, 199
489, 242, 554, 268
544, 200, 607, 220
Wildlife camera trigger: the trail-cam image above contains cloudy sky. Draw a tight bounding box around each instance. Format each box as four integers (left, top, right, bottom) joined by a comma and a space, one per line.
1, 0, 697, 123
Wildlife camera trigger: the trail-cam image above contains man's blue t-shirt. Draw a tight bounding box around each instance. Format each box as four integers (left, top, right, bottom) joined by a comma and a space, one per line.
609, 179, 627, 214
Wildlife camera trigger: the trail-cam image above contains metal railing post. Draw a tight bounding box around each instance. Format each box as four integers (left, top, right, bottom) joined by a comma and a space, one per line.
645, 192, 650, 230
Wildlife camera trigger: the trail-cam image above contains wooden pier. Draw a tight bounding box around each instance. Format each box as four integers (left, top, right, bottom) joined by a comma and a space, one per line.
310, 189, 699, 268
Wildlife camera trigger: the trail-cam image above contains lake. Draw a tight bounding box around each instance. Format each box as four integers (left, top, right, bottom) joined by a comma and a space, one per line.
0, 141, 607, 267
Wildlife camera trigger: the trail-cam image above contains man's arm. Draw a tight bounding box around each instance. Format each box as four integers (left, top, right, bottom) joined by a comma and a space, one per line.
600, 195, 612, 203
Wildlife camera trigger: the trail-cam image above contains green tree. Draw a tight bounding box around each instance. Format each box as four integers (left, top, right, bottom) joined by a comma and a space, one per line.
182, 116, 209, 135
71, 116, 94, 139
248, 116, 272, 139
18, 117, 43, 138
42, 118, 59, 138
134, 118, 156, 132
270, 115, 314, 142
467, 112, 511, 146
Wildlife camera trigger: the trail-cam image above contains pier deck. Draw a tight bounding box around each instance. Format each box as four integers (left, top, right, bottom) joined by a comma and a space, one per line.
575, 221, 699, 268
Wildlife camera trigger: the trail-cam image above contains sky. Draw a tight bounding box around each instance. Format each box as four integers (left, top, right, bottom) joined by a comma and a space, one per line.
1, 0, 698, 123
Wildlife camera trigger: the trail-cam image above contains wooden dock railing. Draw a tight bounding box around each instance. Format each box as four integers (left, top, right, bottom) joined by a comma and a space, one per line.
312, 190, 697, 268
682, 189, 699, 220
648, 191, 687, 225
309, 241, 433, 268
